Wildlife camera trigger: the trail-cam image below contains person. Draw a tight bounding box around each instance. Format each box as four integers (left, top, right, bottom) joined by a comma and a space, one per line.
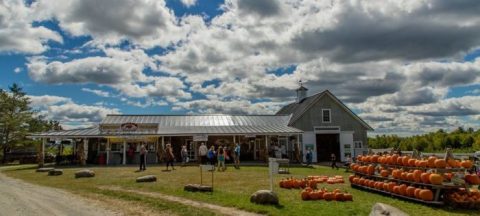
217, 147, 226, 171
139, 144, 147, 171
181, 144, 188, 167
165, 143, 175, 170
344, 155, 352, 167
306, 148, 313, 166
331, 153, 339, 170
274, 145, 281, 158
127, 145, 134, 164
234, 143, 241, 169
207, 146, 216, 165
198, 142, 208, 164
280, 144, 287, 159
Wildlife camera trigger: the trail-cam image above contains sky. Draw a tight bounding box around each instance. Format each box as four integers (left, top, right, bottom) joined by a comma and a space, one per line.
1, 0, 480, 135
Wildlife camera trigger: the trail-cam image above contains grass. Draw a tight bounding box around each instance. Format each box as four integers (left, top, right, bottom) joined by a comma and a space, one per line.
2, 164, 477, 216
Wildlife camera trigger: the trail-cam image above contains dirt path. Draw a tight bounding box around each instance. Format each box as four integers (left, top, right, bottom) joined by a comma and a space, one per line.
0, 171, 119, 216
100, 186, 264, 216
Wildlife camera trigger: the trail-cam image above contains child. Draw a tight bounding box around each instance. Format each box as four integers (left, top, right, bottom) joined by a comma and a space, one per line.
217, 147, 226, 172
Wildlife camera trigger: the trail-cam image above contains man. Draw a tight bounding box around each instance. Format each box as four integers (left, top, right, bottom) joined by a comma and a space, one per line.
234, 143, 241, 169
139, 144, 147, 171
198, 142, 208, 164
306, 148, 313, 166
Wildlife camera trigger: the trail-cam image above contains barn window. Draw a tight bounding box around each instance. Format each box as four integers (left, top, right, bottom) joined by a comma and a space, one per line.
354, 141, 363, 148
322, 109, 331, 123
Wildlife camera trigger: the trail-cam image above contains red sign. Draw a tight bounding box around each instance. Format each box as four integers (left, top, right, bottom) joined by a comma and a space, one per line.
121, 123, 138, 131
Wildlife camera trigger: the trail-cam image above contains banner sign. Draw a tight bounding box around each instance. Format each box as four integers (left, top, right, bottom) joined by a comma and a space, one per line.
245, 134, 257, 138
193, 134, 208, 141
120, 122, 138, 131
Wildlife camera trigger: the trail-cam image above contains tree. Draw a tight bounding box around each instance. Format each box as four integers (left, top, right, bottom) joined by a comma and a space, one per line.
0, 84, 33, 163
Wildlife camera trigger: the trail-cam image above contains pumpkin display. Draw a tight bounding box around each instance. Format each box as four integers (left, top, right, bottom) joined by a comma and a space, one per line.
429, 173, 444, 185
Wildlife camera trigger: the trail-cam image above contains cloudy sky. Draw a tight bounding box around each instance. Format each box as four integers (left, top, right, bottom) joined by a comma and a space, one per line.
1, 0, 480, 134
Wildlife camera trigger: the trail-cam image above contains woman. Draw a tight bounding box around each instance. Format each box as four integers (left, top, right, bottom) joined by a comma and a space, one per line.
217, 147, 226, 171
165, 143, 175, 171
207, 146, 216, 165
181, 144, 188, 167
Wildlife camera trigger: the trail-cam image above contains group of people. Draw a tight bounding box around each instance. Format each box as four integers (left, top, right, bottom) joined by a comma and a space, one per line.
198, 142, 241, 171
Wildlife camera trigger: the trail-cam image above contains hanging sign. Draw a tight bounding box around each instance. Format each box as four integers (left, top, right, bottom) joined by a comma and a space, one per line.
193, 134, 208, 141
121, 122, 138, 131
245, 134, 257, 138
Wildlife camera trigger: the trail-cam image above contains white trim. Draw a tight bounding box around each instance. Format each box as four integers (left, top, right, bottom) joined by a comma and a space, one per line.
314, 126, 340, 134
322, 109, 331, 123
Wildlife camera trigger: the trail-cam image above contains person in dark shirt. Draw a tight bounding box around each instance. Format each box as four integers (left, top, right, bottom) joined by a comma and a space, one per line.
331, 153, 339, 170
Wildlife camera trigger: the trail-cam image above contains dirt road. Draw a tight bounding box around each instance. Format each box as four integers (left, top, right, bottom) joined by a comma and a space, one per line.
0, 171, 119, 216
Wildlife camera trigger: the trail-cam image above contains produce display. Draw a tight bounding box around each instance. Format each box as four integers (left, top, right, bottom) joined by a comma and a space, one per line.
349, 152, 479, 208
444, 188, 480, 209
301, 187, 353, 201
279, 175, 345, 189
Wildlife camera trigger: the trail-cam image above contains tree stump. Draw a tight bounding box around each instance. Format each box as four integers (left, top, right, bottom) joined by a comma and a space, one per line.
136, 175, 157, 183
48, 169, 63, 176
75, 169, 95, 178
184, 184, 213, 192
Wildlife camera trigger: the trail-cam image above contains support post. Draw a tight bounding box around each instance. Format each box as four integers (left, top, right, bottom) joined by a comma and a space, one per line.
265, 135, 268, 161
39, 138, 45, 167
155, 137, 159, 163
82, 138, 88, 166
122, 139, 126, 165
297, 134, 301, 163
106, 138, 110, 165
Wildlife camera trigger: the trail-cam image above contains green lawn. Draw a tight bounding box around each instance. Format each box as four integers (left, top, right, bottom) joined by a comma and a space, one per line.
2, 165, 477, 216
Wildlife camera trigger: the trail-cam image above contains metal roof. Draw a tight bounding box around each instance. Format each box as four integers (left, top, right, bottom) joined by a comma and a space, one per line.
30, 114, 302, 138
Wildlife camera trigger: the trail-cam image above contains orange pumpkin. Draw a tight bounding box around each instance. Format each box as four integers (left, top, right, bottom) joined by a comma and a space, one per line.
421, 173, 431, 184
398, 184, 407, 196
427, 156, 437, 168
367, 165, 375, 175
323, 192, 334, 201
401, 172, 408, 181
413, 170, 423, 183
408, 159, 416, 167
391, 154, 399, 165
434, 159, 447, 168
383, 182, 389, 191
407, 173, 415, 182
372, 155, 379, 163
380, 170, 389, 177
429, 173, 443, 185
393, 186, 400, 194
414, 188, 422, 199
465, 174, 480, 185
402, 156, 411, 166
396, 156, 404, 165
386, 156, 393, 164
461, 160, 473, 169
447, 159, 458, 168
301, 190, 310, 200
406, 186, 416, 197
417, 160, 427, 167
334, 193, 345, 201
343, 193, 353, 201
388, 182, 397, 192
419, 189, 433, 201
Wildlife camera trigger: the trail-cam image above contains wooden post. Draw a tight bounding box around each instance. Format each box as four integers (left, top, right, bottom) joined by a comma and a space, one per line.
155, 137, 159, 163
106, 138, 110, 165
265, 135, 268, 161
122, 139, 126, 165
38, 138, 45, 167
82, 138, 88, 166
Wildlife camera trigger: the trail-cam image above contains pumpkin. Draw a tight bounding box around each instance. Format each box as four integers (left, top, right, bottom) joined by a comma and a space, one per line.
402, 156, 411, 166
465, 174, 480, 185
427, 156, 437, 167
447, 159, 457, 168
372, 155, 379, 163
301, 190, 310, 200
323, 192, 334, 201
434, 159, 447, 168
429, 173, 443, 185
348, 175, 356, 183
461, 160, 473, 169
383, 182, 389, 191
396, 156, 404, 165
380, 170, 389, 177
334, 193, 345, 201
386, 156, 393, 164
388, 182, 397, 192
401, 172, 408, 181
398, 184, 407, 196
367, 165, 375, 175
413, 170, 423, 183
343, 193, 353, 201
417, 160, 427, 167
393, 186, 401, 194
408, 159, 416, 167
391, 154, 399, 165
419, 189, 433, 201
421, 173, 431, 184
310, 191, 323, 200
392, 169, 402, 179
407, 173, 415, 182
406, 186, 416, 197
414, 188, 422, 199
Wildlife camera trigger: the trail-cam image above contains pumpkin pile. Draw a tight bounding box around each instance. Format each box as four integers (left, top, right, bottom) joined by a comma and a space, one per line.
445, 188, 480, 209
349, 175, 434, 201
356, 154, 473, 169
301, 187, 353, 201
280, 176, 345, 189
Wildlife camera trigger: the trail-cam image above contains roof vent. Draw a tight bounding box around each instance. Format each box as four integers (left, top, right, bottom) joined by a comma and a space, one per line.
296, 81, 308, 103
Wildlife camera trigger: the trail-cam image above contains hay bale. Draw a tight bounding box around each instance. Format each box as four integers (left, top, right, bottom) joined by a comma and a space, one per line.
250, 190, 279, 205
136, 175, 157, 183
36, 167, 54, 172
48, 169, 63, 176
75, 169, 95, 178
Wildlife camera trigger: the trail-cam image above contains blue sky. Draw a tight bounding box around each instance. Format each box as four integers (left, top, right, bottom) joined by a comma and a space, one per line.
1, 0, 480, 134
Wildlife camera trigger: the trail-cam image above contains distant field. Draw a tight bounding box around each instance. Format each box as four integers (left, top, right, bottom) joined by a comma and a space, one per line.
2, 165, 476, 216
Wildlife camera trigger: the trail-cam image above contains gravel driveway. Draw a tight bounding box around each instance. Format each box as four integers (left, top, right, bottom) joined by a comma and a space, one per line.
0, 170, 118, 216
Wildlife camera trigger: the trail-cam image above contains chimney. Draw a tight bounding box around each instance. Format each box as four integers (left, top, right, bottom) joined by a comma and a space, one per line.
296, 81, 308, 103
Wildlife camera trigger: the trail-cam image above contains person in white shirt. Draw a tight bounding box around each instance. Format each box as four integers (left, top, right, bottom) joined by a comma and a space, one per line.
198, 142, 208, 164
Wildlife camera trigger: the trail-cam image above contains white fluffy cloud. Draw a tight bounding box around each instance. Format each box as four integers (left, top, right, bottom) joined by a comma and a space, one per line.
0, 0, 62, 54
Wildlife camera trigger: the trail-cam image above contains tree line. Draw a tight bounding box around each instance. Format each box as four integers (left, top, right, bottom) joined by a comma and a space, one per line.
368, 127, 480, 153
0, 83, 62, 163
